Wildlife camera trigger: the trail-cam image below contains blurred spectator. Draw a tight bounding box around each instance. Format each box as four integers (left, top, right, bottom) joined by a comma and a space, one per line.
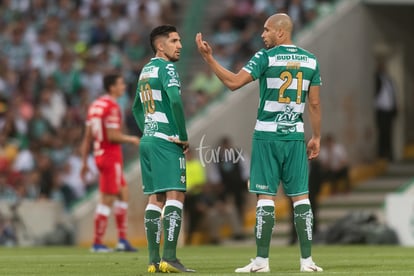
319, 134, 351, 194
80, 57, 103, 100
37, 152, 56, 199
212, 18, 240, 54
213, 44, 234, 70
48, 131, 71, 167
52, 54, 82, 106
38, 79, 67, 130
60, 148, 87, 200
89, 17, 111, 46
40, 50, 59, 78
284, 0, 308, 32
27, 106, 54, 146
127, 0, 162, 25
1, 24, 30, 73
0, 134, 19, 172
0, 211, 17, 246
123, 31, 150, 78
107, 3, 130, 47
374, 58, 397, 161
21, 170, 40, 200
0, 172, 17, 202
123, 32, 148, 65
0, 97, 12, 134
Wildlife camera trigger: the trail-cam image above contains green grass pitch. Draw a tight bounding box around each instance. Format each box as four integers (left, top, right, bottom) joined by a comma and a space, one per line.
1, 245, 414, 275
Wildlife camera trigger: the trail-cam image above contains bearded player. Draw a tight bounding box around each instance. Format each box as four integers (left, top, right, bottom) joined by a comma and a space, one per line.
132, 25, 194, 273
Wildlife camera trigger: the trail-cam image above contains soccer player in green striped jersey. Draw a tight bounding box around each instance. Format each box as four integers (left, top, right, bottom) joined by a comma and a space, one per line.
196, 14, 323, 273
132, 25, 194, 273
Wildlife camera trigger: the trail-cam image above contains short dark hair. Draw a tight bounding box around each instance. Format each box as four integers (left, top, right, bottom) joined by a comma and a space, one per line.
103, 74, 121, 93
150, 25, 177, 54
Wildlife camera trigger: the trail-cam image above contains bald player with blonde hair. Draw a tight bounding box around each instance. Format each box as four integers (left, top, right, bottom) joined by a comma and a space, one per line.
196, 13, 323, 272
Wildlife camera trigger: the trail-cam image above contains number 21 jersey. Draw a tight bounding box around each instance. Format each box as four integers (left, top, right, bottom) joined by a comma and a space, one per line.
243, 45, 322, 141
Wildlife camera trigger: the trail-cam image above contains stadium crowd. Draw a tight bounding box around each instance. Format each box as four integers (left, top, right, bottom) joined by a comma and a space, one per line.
0, 0, 334, 212
0, 0, 179, 210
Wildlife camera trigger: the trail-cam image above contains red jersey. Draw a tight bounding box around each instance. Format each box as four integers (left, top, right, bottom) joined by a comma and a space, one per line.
86, 95, 122, 160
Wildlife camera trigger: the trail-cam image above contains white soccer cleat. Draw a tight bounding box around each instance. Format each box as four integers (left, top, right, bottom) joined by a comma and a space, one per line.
235, 258, 270, 273
90, 244, 113, 253
300, 257, 323, 272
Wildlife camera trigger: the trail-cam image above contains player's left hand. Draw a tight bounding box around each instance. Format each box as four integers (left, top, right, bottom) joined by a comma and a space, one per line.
169, 137, 189, 154
195, 33, 213, 59
306, 136, 320, 160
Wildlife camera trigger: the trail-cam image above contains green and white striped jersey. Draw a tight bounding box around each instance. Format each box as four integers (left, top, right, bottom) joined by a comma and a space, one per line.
134, 57, 187, 143
243, 45, 321, 141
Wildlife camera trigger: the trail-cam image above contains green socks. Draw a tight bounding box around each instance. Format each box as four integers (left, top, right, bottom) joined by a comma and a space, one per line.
253, 198, 313, 260
294, 199, 313, 259
162, 200, 183, 261
144, 204, 162, 264
255, 199, 275, 258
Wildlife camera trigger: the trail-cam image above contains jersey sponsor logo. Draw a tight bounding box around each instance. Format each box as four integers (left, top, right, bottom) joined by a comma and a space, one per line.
165, 64, 180, 87
276, 54, 308, 62
294, 210, 313, 240
140, 65, 159, 79
269, 57, 317, 70
144, 217, 162, 243
255, 184, 269, 190
275, 105, 301, 134
168, 78, 180, 87
146, 112, 169, 123
165, 211, 181, 242
254, 51, 263, 58
143, 116, 159, 136
275, 105, 300, 122
285, 47, 298, 52
245, 60, 256, 72
166, 64, 175, 71
256, 206, 274, 239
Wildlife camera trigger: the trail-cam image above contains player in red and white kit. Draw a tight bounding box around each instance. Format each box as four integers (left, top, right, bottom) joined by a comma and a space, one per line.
80, 74, 140, 252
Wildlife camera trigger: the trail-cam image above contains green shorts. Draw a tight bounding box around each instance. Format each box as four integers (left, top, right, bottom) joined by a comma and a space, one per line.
249, 139, 309, 196
139, 137, 186, 195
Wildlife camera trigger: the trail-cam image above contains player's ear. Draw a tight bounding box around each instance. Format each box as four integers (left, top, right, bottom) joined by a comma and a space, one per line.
155, 37, 165, 53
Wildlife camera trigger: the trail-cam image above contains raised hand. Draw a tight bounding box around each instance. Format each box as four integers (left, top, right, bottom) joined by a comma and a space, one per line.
195, 32, 213, 59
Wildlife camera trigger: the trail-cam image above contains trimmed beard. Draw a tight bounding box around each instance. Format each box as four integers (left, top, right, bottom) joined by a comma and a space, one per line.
166, 53, 179, 62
